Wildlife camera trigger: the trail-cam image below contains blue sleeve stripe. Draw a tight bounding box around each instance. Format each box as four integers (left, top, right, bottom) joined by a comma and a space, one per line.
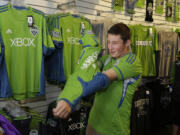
0, 6, 8, 11
32, 9, 44, 16
79, 50, 85, 61
114, 65, 124, 80
83, 45, 92, 48
0, 4, 8, 8
0, 9, 8, 13
127, 54, 135, 64
126, 54, 132, 62
13, 6, 28, 10
132, 75, 140, 80
118, 81, 133, 108
130, 55, 136, 64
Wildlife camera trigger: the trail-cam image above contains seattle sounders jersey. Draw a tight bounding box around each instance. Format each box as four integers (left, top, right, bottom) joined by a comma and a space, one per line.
88, 53, 142, 135
130, 25, 158, 76
58, 14, 92, 80
57, 30, 102, 108
0, 4, 55, 99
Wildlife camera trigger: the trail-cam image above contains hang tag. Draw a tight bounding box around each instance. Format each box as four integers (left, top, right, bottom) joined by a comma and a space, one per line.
149, 28, 153, 37
28, 16, 34, 27
80, 22, 85, 36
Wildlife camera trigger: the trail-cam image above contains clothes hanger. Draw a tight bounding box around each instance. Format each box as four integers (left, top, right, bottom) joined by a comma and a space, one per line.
11, 0, 26, 7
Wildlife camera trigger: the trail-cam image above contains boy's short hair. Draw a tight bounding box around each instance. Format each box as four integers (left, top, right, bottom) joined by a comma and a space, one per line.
108, 23, 130, 43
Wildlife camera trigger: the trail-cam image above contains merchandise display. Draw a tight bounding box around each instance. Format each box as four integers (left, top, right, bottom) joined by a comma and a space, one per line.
0, 0, 179, 135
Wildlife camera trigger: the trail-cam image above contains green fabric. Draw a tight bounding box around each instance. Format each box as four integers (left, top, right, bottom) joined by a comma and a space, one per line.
130, 25, 158, 77
166, 0, 173, 22
88, 53, 142, 135
113, 0, 124, 11
155, 0, 164, 14
175, 3, 179, 22
57, 14, 92, 80
57, 30, 102, 107
176, 28, 180, 33
136, 0, 145, 8
0, 4, 54, 100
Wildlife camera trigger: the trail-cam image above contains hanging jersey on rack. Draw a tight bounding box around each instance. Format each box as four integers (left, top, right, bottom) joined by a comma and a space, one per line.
158, 31, 179, 78
125, 0, 137, 14
155, 0, 164, 14
113, 0, 124, 11
166, 0, 173, 21
45, 14, 66, 84
0, 4, 55, 100
136, 0, 145, 8
56, 13, 92, 80
130, 25, 158, 77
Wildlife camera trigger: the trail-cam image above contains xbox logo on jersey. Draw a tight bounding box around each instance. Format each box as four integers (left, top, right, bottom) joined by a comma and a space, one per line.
30, 25, 39, 37
10, 38, 35, 47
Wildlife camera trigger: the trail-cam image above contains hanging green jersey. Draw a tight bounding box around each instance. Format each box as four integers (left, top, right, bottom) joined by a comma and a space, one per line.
0, 4, 55, 100
136, 0, 145, 8
113, 0, 124, 11
88, 53, 142, 135
130, 25, 158, 76
155, 0, 164, 14
57, 30, 102, 108
58, 14, 92, 80
166, 0, 173, 21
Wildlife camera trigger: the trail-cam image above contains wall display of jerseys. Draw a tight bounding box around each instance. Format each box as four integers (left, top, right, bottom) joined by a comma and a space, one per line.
113, 0, 138, 13
46, 13, 92, 83
157, 31, 179, 78
130, 24, 158, 77
0, 4, 55, 100
166, 0, 179, 22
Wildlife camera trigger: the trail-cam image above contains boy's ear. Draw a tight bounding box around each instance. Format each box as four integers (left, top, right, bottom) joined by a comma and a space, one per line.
125, 40, 131, 47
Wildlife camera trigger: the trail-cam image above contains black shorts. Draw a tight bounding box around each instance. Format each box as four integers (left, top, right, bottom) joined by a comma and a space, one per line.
172, 101, 180, 126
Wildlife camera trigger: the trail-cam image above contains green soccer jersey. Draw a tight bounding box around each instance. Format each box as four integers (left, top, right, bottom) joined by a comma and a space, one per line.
155, 0, 164, 14
113, 0, 124, 11
88, 53, 142, 135
57, 14, 92, 80
130, 25, 158, 76
57, 30, 102, 107
0, 4, 55, 100
136, 0, 145, 8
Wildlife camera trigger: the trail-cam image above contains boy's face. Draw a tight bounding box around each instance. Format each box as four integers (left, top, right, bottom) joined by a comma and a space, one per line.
107, 34, 129, 58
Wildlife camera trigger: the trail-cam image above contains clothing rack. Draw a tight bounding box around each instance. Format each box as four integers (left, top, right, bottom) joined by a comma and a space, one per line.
57, 0, 76, 10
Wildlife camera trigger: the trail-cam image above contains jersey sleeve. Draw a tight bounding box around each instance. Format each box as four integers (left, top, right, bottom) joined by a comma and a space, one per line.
112, 54, 142, 80
42, 17, 55, 56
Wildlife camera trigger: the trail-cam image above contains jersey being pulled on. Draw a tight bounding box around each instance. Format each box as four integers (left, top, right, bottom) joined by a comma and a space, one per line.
57, 30, 102, 108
